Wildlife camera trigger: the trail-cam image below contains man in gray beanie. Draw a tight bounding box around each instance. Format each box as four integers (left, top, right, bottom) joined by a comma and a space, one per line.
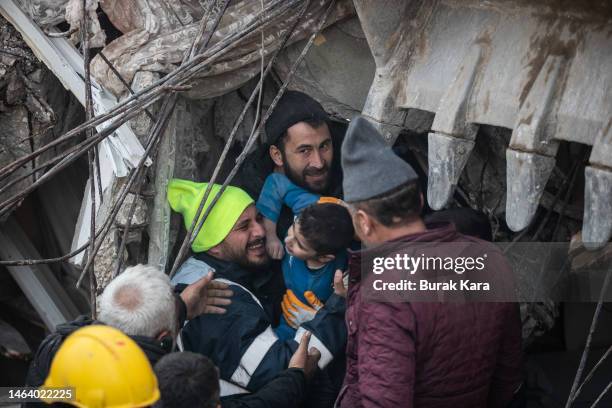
336, 116, 522, 408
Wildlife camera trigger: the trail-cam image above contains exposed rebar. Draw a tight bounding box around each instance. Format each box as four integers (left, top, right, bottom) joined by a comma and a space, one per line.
76, 96, 178, 288
0, 0, 313, 271
565, 263, 612, 407
81, 0, 97, 318
170, 0, 333, 277
113, 0, 232, 278
0, 0, 292, 219
574, 344, 612, 401
98, 51, 156, 121
590, 381, 612, 408
0, 0, 295, 184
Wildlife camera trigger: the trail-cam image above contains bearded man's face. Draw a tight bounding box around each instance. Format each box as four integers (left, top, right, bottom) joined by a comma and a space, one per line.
277, 122, 333, 194
210, 205, 269, 269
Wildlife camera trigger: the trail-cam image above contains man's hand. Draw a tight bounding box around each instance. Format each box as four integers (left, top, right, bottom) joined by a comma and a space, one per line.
288, 331, 321, 380
180, 271, 233, 319
333, 269, 347, 298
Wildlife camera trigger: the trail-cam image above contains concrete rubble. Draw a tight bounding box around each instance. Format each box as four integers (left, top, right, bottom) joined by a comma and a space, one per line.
0, 16, 54, 207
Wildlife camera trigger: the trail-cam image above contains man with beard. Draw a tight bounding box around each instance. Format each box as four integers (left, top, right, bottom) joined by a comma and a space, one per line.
235, 90, 345, 239
167, 179, 347, 401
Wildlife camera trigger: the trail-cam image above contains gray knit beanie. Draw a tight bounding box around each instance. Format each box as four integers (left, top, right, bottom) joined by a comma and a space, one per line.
341, 116, 418, 202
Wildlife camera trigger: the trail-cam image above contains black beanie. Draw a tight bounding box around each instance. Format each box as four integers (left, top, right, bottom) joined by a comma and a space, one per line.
265, 91, 329, 144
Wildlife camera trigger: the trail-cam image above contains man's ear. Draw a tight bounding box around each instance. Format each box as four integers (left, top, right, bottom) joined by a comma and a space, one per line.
206, 245, 222, 258
269, 144, 284, 167
355, 209, 372, 237
317, 253, 335, 264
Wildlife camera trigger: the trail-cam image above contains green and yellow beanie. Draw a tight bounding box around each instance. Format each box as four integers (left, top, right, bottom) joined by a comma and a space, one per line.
167, 179, 254, 252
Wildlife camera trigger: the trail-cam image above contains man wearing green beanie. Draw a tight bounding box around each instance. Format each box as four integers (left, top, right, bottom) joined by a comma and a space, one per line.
167, 179, 347, 405
167, 179, 267, 266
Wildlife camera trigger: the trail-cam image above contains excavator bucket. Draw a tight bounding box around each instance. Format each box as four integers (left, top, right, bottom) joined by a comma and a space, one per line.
354, 0, 612, 248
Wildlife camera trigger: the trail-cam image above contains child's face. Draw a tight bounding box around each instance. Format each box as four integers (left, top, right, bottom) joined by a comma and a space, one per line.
284, 221, 318, 261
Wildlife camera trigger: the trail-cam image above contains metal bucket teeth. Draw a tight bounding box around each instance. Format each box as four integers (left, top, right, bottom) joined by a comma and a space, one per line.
427, 132, 475, 210
583, 166, 612, 250
505, 150, 555, 232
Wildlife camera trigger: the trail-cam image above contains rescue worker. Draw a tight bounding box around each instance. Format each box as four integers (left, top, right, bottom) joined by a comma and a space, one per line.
25, 264, 232, 391
234, 90, 346, 238
168, 179, 347, 401
42, 325, 160, 408
335, 116, 523, 407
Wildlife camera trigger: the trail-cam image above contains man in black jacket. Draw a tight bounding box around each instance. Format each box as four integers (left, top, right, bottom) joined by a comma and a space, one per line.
25, 264, 230, 390
168, 176, 347, 408
24, 265, 312, 408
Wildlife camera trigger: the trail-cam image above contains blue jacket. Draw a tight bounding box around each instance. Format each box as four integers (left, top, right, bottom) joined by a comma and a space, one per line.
172, 253, 347, 396
256, 172, 319, 224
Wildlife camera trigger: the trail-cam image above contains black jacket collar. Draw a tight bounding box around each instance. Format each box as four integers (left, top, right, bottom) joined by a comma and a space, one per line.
55, 316, 171, 365
131, 334, 173, 365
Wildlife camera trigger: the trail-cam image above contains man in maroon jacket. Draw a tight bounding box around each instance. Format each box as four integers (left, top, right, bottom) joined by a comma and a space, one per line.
335, 116, 523, 407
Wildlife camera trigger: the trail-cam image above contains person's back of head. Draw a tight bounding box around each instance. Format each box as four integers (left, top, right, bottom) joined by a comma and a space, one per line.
298, 202, 354, 257
98, 264, 177, 339
154, 352, 220, 408
351, 181, 422, 228
340, 117, 425, 245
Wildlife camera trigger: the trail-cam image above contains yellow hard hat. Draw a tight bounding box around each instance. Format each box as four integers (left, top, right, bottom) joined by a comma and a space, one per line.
42, 325, 160, 408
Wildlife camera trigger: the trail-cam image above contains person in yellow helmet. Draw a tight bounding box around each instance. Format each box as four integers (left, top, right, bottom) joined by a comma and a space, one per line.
42, 325, 159, 408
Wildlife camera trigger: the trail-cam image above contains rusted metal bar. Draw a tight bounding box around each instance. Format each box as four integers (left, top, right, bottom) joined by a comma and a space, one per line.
81, 0, 98, 317
565, 263, 612, 407
170, 0, 334, 276
98, 51, 156, 121
114, 0, 233, 279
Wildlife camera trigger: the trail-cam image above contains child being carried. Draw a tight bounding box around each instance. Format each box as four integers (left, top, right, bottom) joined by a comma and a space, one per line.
256, 172, 354, 340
